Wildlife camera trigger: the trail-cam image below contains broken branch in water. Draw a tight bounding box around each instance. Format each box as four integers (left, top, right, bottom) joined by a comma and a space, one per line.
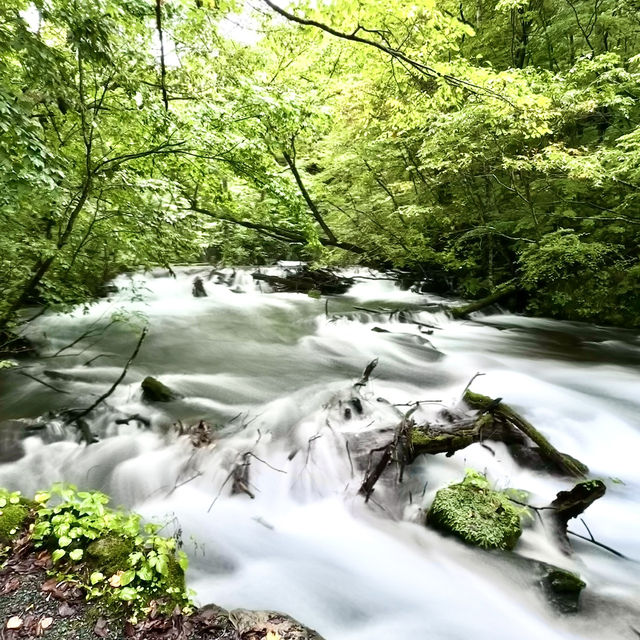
354, 358, 378, 387
18, 371, 69, 394
566, 522, 627, 558
53, 318, 118, 357
68, 327, 148, 443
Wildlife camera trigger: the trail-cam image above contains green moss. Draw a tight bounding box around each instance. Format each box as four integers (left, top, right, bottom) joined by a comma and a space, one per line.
166, 554, 186, 592
427, 470, 523, 550
86, 536, 136, 576
462, 389, 494, 410
410, 427, 436, 447
0, 503, 28, 543
141, 376, 175, 402
545, 568, 586, 593
539, 566, 586, 613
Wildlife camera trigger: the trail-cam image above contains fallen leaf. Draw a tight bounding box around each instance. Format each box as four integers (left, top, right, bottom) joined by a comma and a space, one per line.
6, 616, 23, 629
1, 576, 21, 595
38, 617, 54, 633
58, 602, 75, 617
108, 571, 124, 588
41, 578, 66, 599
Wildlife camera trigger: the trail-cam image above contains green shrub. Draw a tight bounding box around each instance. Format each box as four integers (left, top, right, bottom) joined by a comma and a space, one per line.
30, 485, 191, 617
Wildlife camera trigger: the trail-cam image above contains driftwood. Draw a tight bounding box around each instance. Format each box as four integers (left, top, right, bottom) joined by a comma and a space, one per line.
450, 281, 517, 319
462, 390, 587, 477
175, 419, 214, 447
357, 385, 589, 499
67, 327, 148, 443
408, 413, 527, 461
252, 267, 354, 295
231, 453, 255, 498
545, 480, 606, 553
359, 416, 413, 501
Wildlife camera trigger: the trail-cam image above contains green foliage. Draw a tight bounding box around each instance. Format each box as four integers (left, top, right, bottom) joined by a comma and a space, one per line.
0, 0, 639, 327
427, 470, 524, 550
31, 485, 190, 617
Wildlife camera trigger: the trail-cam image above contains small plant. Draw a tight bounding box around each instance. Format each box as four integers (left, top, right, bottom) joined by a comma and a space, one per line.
30, 485, 191, 616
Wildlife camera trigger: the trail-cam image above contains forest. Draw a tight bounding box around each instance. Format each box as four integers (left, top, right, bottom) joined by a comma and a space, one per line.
1, 1, 640, 640
1, 0, 639, 338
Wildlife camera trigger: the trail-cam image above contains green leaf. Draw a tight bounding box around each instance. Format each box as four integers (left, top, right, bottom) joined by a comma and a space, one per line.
90, 571, 105, 585
177, 551, 189, 572
52, 549, 66, 563
119, 587, 138, 601
136, 565, 153, 581
58, 535, 72, 547
120, 569, 136, 586
69, 548, 84, 561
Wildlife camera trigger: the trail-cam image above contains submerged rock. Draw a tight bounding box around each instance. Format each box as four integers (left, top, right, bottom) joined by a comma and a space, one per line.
141, 376, 176, 402
427, 470, 523, 550
539, 565, 586, 613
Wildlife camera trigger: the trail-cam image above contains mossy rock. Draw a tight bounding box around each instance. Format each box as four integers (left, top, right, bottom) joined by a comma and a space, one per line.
141, 376, 175, 402
0, 502, 29, 544
539, 566, 586, 613
427, 471, 523, 550
86, 536, 136, 576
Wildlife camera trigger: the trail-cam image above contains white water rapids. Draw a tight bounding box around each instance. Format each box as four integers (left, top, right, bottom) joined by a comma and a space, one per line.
1, 267, 639, 639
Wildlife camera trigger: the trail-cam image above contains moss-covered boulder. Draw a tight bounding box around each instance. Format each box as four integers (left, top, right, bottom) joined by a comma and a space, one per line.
86, 536, 136, 576
0, 491, 30, 544
427, 471, 523, 550
141, 376, 176, 402
539, 566, 586, 613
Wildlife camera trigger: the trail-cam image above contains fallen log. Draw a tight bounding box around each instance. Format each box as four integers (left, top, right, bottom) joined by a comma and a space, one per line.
463, 390, 587, 478
408, 413, 527, 461
252, 267, 354, 295
450, 281, 517, 319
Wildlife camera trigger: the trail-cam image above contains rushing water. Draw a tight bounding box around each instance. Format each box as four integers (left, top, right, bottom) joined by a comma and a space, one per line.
1, 267, 639, 639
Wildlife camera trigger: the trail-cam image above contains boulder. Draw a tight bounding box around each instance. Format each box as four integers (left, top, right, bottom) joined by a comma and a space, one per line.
539, 565, 586, 613
141, 376, 176, 402
427, 470, 523, 550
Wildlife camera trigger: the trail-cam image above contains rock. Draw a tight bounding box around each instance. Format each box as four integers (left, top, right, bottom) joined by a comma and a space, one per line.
192, 276, 207, 297
141, 376, 176, 402
539, 565, 586, 613
86, 536, 136, 576
0, 421, 27, 463
222, 608, 325, 639
427, 470, 523, 550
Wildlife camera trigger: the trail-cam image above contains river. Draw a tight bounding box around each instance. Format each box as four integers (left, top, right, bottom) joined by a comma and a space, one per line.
1, 266, 639, 639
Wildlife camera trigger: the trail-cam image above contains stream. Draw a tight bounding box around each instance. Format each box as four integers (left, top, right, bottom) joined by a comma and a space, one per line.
1, 266, 639, 639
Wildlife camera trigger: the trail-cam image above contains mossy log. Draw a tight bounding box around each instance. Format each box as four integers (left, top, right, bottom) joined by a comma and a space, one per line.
463, 390, 587, 478
409, 413, 527, 461
450, 281, 517, 319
